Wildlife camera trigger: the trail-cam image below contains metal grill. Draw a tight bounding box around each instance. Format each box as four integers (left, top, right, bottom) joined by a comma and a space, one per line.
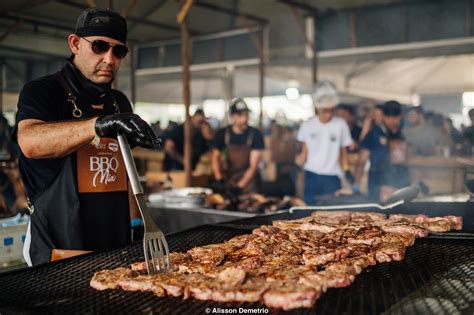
0, 221, 473, 314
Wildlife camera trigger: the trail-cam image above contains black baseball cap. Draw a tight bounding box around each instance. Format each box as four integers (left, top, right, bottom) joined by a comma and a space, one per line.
229, 98, 251, 115
383, 100, 402, 117
75, 8, 127, 44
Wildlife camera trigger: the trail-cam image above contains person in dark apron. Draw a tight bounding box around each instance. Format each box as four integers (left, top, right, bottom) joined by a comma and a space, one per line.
14, 8, 159, 266
354, 101, 410, 202
211, 98, 265, 194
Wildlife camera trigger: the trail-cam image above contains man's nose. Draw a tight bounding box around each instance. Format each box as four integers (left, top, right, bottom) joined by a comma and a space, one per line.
102, 47, 116, 66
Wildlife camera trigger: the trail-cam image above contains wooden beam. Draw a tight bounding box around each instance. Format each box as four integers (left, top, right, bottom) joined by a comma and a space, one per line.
177, 0, 193, 24
350, 12, 357, 48
466, 0, 472, 37
258, 30, 265, 130
121, 0, 139, 18
312, 15, 318, 84
130, 43, 136, 107
0, 62, 3, 113
86, 0, 96, 7
178, 0, 193, 187
285, 5, 318, 84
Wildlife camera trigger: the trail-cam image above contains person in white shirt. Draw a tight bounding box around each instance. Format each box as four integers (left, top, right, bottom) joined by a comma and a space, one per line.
296, 81, 353, 204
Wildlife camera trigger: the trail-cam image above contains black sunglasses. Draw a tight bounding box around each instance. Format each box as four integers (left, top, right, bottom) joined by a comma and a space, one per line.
81, 37, 128, 59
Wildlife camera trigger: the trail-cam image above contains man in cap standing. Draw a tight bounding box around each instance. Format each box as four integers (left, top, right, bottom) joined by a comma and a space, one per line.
296, 81, 353, 204
15, 8, 159, 265
354, 101, 410, 201
211, 98, 264, 194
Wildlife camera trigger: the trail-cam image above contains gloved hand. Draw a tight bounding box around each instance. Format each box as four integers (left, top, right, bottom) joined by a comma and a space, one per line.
95, 113, 161, 149
210, 179, 226, 194
228, 185, 242, 196
345, 170, 355, 185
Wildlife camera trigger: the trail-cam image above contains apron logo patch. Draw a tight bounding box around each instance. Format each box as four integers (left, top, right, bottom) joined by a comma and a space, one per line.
77, 138, 127, 193
108, 142, 119, 152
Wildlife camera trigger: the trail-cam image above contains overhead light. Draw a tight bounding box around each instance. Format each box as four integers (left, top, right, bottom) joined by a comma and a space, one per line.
411, 94, 420, 107
463, 92, 474, 107
286, 87, 299, 100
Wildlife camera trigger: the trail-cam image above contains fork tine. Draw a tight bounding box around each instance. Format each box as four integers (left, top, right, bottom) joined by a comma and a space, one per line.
153, 238, 164, 270
143, 241, 152, 275
149, 239, 159, 273
157, 239, 166, 270
161, 237, 172, 270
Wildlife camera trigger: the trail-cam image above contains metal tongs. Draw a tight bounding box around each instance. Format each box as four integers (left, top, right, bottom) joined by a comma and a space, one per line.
290, 186, 420, 213
118, 134, 172, 274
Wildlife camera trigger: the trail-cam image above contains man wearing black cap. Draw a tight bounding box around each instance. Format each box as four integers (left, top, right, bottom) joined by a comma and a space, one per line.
211, 98, 264, 194
353, 101, 410, 201
14, 8, 159, 266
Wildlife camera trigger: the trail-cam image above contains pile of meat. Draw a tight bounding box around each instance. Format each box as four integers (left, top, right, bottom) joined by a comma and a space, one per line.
205, 193, 306, 213
90, 211, 462, 310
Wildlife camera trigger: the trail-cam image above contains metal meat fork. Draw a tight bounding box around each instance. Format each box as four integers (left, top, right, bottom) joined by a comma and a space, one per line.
118, 134, 172, 274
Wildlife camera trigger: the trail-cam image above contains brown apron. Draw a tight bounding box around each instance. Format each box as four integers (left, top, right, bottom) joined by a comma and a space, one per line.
225, 128, 258, 193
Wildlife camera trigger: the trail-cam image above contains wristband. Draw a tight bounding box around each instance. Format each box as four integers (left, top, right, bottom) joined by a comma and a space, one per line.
131, 218, 143, 227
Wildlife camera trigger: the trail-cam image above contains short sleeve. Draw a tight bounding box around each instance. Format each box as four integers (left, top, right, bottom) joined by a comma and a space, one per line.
251, 129, 265, 150
340, 120, 353, 148
213, 128, 226, 150
296, 123, 306, 143
361, 129, 373, 150
16, 79, 60, 124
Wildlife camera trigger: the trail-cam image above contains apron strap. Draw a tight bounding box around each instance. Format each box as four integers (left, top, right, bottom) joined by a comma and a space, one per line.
53, 71, 83, 119
53, 71, 121, 118
246, 128, 254, 146
224, 127, 231, 147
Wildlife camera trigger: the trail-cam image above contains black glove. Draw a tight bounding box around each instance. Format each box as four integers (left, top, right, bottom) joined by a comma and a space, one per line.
95, 113, 161, 149
345, 170, 355, 185
210, 179, 226, 194
228, 185, 242, 196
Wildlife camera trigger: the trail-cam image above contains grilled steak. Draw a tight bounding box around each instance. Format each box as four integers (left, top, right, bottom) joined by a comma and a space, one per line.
263, 282, 320, 310
376, 221, 429, 238
374, 242, 406, 262
389, 214, 462, 231
90, 267, 134, 290
303, 247, 351, 266
118, 275, 166, 296
298, 271, 354, 292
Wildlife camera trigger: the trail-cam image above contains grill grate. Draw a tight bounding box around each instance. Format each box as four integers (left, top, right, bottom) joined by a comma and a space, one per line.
0, 224, 473, 314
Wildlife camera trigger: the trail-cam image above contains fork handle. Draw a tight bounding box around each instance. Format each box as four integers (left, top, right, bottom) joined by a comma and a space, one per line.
118, 134, 143, 195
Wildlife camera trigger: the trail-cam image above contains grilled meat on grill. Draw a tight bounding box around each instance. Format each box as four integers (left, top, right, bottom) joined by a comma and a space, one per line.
262, 282, 320, 311
90, 267, 134, 290
91, 212, 462, 311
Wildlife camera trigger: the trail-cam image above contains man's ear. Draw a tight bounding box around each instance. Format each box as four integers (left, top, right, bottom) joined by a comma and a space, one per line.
68, 34, 80, 55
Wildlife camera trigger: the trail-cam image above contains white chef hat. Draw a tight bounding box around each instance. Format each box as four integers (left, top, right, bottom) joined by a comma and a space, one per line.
312, 81, 339, 109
